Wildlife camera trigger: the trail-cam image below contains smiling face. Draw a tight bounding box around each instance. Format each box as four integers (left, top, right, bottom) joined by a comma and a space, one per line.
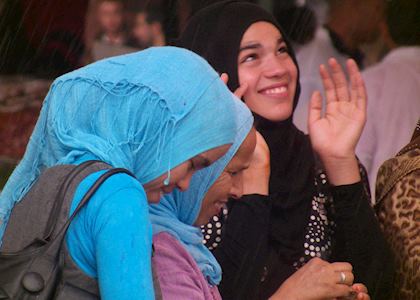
238, 21, 298, 122
194, 128, 256, 226
143, 144, 231, 203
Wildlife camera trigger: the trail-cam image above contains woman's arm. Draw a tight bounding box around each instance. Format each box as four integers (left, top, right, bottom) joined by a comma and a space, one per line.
329, 180, 395, 300
67, 173, 155, 300
94, 186, 154, 300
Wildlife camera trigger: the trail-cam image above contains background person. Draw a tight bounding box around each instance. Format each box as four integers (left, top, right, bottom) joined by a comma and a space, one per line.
356, 0, 420, 198
129, 9, 166, 49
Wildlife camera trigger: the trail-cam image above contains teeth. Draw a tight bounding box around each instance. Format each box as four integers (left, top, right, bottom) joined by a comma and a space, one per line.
265, 86, 287, 94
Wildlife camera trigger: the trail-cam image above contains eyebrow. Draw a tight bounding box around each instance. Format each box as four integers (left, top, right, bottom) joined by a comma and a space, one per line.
238, 37, 285, 53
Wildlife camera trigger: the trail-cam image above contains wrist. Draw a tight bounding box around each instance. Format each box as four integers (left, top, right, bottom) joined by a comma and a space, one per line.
269, 281, 298, 300
321, 155, 361, 185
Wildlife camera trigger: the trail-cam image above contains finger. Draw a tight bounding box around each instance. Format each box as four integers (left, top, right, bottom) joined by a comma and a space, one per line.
348, 60, 359, 104
333, 285, 355, 299
336, 270, 354, 286
347, 59, 367, 112
329, 58, 350, 102
352, 283, 368, 293
357, 293, 370, 300
320, 63, 337, 104
308, 91, 322, 127
234, 82, 248, 99
220, 73, 229, 85
331, 262, 353, 272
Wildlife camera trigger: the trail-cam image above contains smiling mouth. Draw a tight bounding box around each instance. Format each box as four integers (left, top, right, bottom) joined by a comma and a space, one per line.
259, 85, 289, 98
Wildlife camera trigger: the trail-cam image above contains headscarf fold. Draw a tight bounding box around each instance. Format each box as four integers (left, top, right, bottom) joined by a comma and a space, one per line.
0, 46, 237, 242
176, 0, 315, 267
149, 99, 253, 285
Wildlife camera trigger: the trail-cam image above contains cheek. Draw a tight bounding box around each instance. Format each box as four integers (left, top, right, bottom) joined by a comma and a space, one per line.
238, 66, 258, 91
238, 68, 260, 108
212, 174, 232, 199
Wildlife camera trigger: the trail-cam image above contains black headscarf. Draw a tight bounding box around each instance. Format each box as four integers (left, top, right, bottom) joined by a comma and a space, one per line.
175, 0, 316, 291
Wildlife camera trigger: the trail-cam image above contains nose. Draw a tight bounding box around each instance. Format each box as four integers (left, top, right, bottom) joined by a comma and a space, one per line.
176, 171, 193, 192
263, 55, 288, 78
229, 174, 244, 200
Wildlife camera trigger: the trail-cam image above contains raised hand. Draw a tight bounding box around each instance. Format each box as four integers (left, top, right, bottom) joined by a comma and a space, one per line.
307, 58, 366, 185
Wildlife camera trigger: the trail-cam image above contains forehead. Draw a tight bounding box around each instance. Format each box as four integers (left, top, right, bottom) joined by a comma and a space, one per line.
227, 129, 256, 169
241, 21, 283, 44
99, 1, 122, 11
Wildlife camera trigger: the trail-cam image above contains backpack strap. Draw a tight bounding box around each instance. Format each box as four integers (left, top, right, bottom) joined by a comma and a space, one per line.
44, 166, 136, 257
44, 160, 106, 241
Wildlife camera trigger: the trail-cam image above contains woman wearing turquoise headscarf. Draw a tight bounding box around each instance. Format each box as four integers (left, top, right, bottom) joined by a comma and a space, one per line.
0, 47, 238, 299
149, 99, 256, 299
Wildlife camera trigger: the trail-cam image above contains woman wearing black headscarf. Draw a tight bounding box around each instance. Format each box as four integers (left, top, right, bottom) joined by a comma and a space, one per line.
175, 1, 394, 300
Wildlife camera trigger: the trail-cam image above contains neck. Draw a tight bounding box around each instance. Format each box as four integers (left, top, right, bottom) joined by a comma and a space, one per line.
153, 35, 166, 47
105, 31, 123, 43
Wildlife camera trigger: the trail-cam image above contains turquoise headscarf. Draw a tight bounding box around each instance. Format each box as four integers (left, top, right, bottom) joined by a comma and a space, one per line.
149, 99, 253, 285
0, 47, 238, 242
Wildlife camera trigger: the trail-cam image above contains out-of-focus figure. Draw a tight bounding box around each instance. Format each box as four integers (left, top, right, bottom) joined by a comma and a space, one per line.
129, 9, 166, 49
375, 119, 420, 300
291, 0, 386, 133
91, 0, 137, 61
356, 0, 420, 199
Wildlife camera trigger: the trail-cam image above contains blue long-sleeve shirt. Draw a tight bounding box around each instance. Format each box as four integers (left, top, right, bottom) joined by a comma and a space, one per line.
66, 169, 155, 299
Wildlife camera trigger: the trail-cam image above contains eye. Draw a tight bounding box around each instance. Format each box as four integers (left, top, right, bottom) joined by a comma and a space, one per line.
277, 45, 288, 54
190, 160, 196, 171
240, 53, 258, 64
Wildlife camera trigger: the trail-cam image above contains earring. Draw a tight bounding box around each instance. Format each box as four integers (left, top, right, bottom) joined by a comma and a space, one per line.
163, 177, 170, 186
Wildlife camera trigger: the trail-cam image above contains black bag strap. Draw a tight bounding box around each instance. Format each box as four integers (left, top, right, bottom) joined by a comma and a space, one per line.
44, 160, 106, 240
43, 167, 136, 257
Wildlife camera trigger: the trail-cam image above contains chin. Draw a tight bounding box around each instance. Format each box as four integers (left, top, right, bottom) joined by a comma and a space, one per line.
146, 193, 162, 203
252, 103, 293, 122
260, 111, 292, 122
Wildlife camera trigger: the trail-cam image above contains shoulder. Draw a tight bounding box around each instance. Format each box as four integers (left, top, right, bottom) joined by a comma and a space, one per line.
153, 232, 209, 299
153, 232, 197, 272
81, 170, 146, 207
73, 170, 149, 228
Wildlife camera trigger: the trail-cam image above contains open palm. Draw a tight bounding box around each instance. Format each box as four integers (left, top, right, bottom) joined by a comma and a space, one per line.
308, 58, 367, 160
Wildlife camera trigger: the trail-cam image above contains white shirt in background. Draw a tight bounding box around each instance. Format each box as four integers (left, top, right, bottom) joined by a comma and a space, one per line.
294, 26, 349, 133
356, 47, 420, 201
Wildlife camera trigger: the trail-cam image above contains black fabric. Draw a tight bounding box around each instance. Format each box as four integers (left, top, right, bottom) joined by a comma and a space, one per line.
212, 194, 271, 300
176, 0, 314, 267
329, 183, 395, 300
